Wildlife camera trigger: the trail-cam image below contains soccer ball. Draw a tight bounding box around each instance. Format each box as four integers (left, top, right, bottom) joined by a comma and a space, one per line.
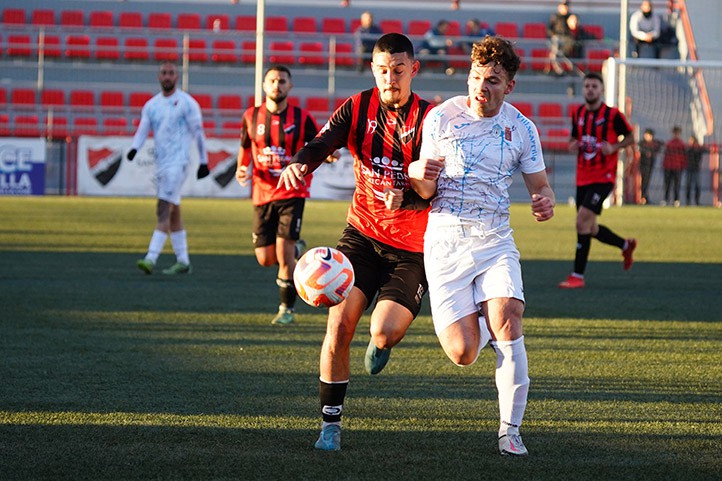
294, 247, 355, 308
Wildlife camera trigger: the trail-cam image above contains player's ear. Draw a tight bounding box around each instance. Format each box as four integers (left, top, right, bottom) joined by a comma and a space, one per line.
411, 59, 421, 77
504, 79, 516, 95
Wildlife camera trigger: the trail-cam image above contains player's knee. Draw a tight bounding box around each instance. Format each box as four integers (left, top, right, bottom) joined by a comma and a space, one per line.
444, 344, 479, 367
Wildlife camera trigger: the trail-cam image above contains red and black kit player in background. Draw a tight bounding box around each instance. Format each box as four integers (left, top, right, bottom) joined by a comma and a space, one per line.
559, 71, 637, 289
278, 33, 433, 451
236, 65, 336, 326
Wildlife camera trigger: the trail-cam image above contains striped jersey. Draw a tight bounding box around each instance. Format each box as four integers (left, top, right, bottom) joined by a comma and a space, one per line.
241, 103, 319, 205
131, 89, 208, 170
292, 87, 433, 253
420, 97, 546, 236
571, 103, 632, 186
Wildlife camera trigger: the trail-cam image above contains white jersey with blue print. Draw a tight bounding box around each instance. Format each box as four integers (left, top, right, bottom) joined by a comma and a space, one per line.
131, 89, 208, 170
420, 96, 545, 236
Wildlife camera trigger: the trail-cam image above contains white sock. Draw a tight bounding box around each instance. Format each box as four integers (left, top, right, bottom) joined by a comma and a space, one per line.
492, 336, 530, 437
145, 230, 167, 263
170, 230, 190, 264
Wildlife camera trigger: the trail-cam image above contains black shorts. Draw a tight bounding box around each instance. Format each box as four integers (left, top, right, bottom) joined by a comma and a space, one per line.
576, 183, 614, 215
252, 197, 305, 248
336, 224, 427, 317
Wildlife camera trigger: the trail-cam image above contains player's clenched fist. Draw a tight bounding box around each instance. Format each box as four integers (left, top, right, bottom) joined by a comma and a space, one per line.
408, 158, 444, 181
383, 187, 403, 211
530, 193, 554, 222
277, 163, 308, 190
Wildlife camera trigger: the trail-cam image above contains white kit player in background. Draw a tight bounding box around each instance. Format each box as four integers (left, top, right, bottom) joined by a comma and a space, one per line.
127, 61, 210, 275
408, 36, 555, 457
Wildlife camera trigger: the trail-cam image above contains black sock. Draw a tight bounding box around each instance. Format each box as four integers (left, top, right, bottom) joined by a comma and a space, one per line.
574, 234, 592, 275
319, 380, 348, 423
594, 225, 625, 249
277, 278, 296, 310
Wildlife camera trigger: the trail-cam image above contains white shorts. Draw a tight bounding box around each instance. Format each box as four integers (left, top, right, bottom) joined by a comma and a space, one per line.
155, 164, 189, 205
424, 223, 524, 336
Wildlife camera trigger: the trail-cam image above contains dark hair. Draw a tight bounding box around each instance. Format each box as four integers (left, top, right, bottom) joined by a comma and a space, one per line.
584, 72, 604, 84
373, 33, 415, 59
470, 36, 521, 80
644, 128, 654, 135
265, 65, 292, 79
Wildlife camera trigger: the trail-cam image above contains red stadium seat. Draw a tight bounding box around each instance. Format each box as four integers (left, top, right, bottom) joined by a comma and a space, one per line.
298, 42, 325, 66
240, 41, 256, 64
350, 18, 361, 34
211, 39, 237, 63
95, 37, 120, 61
266, 16, 288, 33
530, 48, 550, 72
235, 15, 256, 32
512, 102, 534, 118
60, 10, 84, 28
187, 38, 209, 63
522, 22, 547, 39
153, 38, 179, 61
45, 115, 68, 139
124, 37, 150, 61
69, 90, 95, 109
72, 117, 99, 136
100, 91, 124, 110
39, 35, 62, 59
217, 94, 243, 115
321, 17, 346, 34
65, 35, 91, 59
293, 17, 317, 34
495, 22, 519, 38
11, 88, 37, 108
269, 41, 294, 65
584, 24, 604, 40
543, 127, 571, 151
148, 12, 171, 30
586, 48, 611, 72
380, 19, 404, 34
7, 35, 33, 58
2, 8, 26, 25
129, 92, 153, 111
0, 87, 6, 106
191, 93, 213, 111
538, 102, 564, 124
119, 12, 143, 29
220, 120, 242, 138
515, 47, 527, 71
14, 115, 41, 137
446, 21, 461, 37
177, 13, 201, 30
89, 11, 114, 29
206, 14, 229, 31
31, 9, 56, 27
332, 42, 355, 67
305, 96, 330, 115
202, 120, 216, 136
407, 20, 431, 36
0, 114, 9, 136
41, 89, 65, 107
103, 117, 129, 135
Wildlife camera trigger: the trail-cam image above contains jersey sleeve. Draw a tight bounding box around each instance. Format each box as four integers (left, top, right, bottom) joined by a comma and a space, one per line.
419, 106, 443, 160
131, 103, 152, 150
519, 118, 546, 174
613, 110, 632, 137
187, 97, 208, 164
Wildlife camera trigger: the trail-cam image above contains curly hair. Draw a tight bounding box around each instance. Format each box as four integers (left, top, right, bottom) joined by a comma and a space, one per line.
470, 36, 521, 80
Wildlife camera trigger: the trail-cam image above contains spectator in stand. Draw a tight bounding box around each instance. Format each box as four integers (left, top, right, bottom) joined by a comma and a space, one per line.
547, 0, 572, 75
418, 19, 455, 75
685, 135, 707, 205
630, 0, 662, 58
461, 18, 494, 54
354, 11, 383, 72
661, 125, 686, 207
637, 128, 663, 205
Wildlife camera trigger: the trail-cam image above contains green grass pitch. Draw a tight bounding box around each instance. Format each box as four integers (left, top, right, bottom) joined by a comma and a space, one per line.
1, 196, 720, 480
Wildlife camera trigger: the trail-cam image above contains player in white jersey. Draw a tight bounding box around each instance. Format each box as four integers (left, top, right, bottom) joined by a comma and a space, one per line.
408, 36, 555, 456
127, 61, 209, 275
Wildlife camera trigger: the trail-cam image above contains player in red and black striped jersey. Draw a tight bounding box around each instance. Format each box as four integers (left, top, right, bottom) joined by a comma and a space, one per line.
278, 33, 433, 451
559, 72, 637, 289
236, 66, 329, 325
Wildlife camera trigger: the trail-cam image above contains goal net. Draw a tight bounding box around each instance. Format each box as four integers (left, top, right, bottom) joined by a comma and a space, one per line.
605, 58, 721, 207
